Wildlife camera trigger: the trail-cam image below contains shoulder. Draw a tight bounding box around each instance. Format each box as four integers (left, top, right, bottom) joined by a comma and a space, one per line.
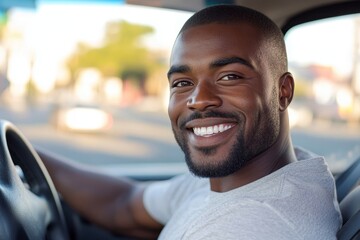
145, 173, 208, 198
143, 173, 209, 224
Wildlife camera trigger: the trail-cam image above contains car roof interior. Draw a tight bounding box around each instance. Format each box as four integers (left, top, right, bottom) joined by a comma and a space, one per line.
127, 0, 355, 28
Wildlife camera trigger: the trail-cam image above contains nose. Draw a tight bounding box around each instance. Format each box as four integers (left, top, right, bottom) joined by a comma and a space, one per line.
187, 82, 222, 111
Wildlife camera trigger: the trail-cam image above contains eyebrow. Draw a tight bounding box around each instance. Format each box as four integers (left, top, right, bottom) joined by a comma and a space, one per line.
167, 56, 254, 79
210, 56, 254, 69
167, 65, 191, 79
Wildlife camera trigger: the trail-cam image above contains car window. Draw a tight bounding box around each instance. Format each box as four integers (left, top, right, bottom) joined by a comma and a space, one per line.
285, 14, 360, 174
0, 2, 191, 178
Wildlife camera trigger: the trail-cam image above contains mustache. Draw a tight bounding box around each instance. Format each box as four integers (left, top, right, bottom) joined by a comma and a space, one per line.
179, 110, 240, 129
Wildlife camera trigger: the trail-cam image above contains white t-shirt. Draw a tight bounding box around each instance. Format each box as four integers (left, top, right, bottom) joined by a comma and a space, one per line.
143, 147, 342, 240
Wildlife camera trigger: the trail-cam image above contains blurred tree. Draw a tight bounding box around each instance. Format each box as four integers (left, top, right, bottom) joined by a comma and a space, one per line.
0, 10, 7, 40
67, 21, 161, 88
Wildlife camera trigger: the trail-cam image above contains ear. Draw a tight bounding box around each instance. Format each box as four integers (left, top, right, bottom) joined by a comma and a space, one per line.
279, 72, 295, 111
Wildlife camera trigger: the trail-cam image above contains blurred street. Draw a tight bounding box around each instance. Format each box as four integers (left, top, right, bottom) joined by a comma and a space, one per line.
0, 103, 182, 163
0, 102, 359, 175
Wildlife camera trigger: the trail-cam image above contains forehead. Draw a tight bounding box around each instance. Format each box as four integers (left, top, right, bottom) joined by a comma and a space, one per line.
170, 23, 264, 66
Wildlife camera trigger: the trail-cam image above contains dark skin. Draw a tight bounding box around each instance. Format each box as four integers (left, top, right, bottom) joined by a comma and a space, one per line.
168, 22, 296, 192
39, 21, 296, 238
38, 150, 163, 239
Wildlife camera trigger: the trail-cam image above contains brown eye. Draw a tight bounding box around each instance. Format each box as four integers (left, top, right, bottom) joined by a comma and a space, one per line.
220, 74, 243, 81
172, 80, 193, 88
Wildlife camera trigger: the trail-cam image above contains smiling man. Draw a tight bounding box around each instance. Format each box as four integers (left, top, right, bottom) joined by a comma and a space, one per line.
39, 4, 342, 240
167, 15, 291, 186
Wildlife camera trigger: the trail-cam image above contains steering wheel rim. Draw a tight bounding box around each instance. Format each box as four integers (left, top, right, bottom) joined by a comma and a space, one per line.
0, 120, 69, 239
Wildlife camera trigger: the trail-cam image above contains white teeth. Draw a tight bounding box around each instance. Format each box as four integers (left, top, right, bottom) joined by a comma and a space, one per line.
219, 124, 224, 132
213, 125, 219, 133
193, 124, 233, 136
201, 127, 206, 135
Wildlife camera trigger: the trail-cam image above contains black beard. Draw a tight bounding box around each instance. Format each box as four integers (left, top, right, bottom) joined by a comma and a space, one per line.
172, 110, 248, 177
184, 132, 249, 177
172, 106, 280, 178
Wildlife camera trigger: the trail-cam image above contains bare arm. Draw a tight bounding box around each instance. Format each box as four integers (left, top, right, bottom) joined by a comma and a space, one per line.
37, 148, 163, 239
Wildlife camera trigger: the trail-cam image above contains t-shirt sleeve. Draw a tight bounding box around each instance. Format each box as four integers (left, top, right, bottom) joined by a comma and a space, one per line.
143, 173, 208, 225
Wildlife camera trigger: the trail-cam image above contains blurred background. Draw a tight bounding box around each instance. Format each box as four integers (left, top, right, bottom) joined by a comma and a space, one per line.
0, 0, 358, 176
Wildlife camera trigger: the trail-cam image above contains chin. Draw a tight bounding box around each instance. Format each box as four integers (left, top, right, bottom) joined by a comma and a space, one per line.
185, 154, 242, 178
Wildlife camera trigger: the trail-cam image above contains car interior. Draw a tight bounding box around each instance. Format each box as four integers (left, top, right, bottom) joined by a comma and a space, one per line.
0, 0, 359, 239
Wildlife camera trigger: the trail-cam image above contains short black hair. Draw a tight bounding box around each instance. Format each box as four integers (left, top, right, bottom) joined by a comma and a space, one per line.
178, 5, 288, 75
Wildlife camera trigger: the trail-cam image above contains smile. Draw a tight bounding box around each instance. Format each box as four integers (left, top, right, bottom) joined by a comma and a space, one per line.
193, 124, 234, 137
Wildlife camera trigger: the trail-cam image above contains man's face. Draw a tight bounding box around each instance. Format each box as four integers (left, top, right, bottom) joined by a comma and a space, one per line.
167, 23, 281, 178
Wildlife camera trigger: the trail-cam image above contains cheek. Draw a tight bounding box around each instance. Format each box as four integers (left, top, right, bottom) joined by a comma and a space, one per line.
168, 94, 186, 126
167, 97, 176, 124
225, 91, 263, 135
225, 88, 261, 116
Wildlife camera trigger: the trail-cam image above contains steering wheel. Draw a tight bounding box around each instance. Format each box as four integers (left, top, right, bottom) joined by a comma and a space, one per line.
0, 120, 69, 239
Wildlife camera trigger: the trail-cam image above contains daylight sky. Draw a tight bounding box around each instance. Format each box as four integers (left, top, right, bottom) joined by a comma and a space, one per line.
8, 3, 193, 61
